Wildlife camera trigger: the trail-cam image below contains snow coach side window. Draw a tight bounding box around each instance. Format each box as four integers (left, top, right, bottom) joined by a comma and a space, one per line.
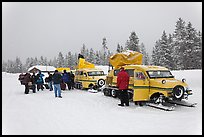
125, 69, 134, 77
79, 71, 83, 75
147, 70, 174, 78
135, 72, 145, 80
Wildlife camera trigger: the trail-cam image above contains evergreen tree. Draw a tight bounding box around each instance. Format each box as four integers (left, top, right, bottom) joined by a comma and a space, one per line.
81, 44, 86, 56
14, 57, 23, 73
101, 37, 108, 65
183, 22, 200, 69
140, 43, 150, 65
52, 57, 58, 68
57, 52, 64, 67
67, 51, 73, 69
192, 31, 202, 69
95, 51, 101, 65
172, 18, 186, 70
24, 57, 32, 71
2, 61, 7, 72
33, 57, 38, 65
167, 34, 175, 70
88, 48, 95, 63
126, 31, 140, 52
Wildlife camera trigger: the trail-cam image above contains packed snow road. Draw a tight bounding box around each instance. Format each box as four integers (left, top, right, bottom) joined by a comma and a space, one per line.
2, 70, 202, 135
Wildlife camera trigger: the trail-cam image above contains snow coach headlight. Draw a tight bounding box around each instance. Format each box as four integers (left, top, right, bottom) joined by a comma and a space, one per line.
184, 86, 192, 95
182, 78, 186, 83
162, 79, 166, 84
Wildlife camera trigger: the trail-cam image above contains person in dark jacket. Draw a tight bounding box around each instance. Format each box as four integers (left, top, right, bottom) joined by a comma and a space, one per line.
62, 70, 71, 90
36, 71, 44, 91
52, 70, 63, 98
117, 67, 130, 106
31, 72, 37, 93
22, 73, 32, 94
47, 72, 53, 91
70, 71, 75, 89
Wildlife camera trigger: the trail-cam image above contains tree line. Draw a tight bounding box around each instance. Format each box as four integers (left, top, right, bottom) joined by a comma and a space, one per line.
2, 18, 202, 73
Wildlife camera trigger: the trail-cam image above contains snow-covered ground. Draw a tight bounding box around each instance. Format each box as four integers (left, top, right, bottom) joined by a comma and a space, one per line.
2, 69, 202, 135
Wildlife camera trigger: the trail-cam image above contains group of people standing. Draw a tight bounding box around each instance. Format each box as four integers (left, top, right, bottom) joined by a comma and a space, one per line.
19, 66, 130, 106
19, 70, 75, 98
19, 71, 45, 94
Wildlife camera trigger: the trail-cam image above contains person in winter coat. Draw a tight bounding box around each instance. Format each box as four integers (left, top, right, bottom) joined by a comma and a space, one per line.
22, 72, 32, 94
46, 72, 53, 91
31, 72, 38, 93
62, 70, 71, 90
70, 71, 75, 89
36, 71, 44, 91
117, 67, 130, 106
52, 70, 63, 98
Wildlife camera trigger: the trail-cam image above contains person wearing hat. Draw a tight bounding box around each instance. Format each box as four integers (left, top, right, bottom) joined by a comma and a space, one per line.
117, 67, 130, 106
52, 70, 63, 98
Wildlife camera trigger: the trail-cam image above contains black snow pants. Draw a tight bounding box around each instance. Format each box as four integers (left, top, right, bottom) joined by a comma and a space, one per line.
119, 90, 129, 106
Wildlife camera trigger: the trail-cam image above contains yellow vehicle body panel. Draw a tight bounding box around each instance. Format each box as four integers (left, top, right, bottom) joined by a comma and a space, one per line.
75, 68, 106, 89
107, 65, 189, 101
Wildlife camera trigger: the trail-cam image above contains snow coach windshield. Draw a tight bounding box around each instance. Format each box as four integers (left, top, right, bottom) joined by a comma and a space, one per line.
147, 70, 174, 79
87, 71, 105, 76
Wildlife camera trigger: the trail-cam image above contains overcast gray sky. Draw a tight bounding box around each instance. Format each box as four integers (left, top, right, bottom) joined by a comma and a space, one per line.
2, 2, 202, 63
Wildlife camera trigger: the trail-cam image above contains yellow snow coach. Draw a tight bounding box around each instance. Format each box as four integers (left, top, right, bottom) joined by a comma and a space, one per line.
102, 50, 196, 111
74, 58, 106, 90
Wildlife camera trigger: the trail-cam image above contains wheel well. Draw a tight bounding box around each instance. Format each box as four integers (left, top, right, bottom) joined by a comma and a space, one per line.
88, 83, 94, 87
150, 92, 164, 100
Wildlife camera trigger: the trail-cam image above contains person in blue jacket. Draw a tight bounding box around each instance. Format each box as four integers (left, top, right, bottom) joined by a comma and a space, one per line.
36, 71, 44, 91
62, 70, 71, 90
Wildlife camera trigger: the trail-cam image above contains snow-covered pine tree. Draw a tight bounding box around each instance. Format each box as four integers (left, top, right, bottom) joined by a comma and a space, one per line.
151, 41, 161, 66
64, 54, 69, 68
116, 43, 124, 53
73, 53, 78, 68
116, 43, 121, 53
126, 31, 140, 52
183, 22, 201, 69
172, 18, 186, 70
80, 44, 86, 57
159, 31, 173, 69
47, 59, 53, 66
151, 31, 174, 69
2, 61, 7, 72
95, 51, 101, 65
88, 48, 95, 63
85, 49, 89, 62
33, 57, 38, 66
192, 31, 202, 69
39, 56, 46, 66
14, 57, 23, 73
56, 52, 64, 67
167, 34, 175, 70
140, 43, 150, 65
7, 60, 15, 73
102, 37, 108, 65
52, 57, 58, 68
24, 57, 33, 72
67, 51, 74, 69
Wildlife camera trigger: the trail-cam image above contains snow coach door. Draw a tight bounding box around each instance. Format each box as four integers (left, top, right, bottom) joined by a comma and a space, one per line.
133, 70, 150, 101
